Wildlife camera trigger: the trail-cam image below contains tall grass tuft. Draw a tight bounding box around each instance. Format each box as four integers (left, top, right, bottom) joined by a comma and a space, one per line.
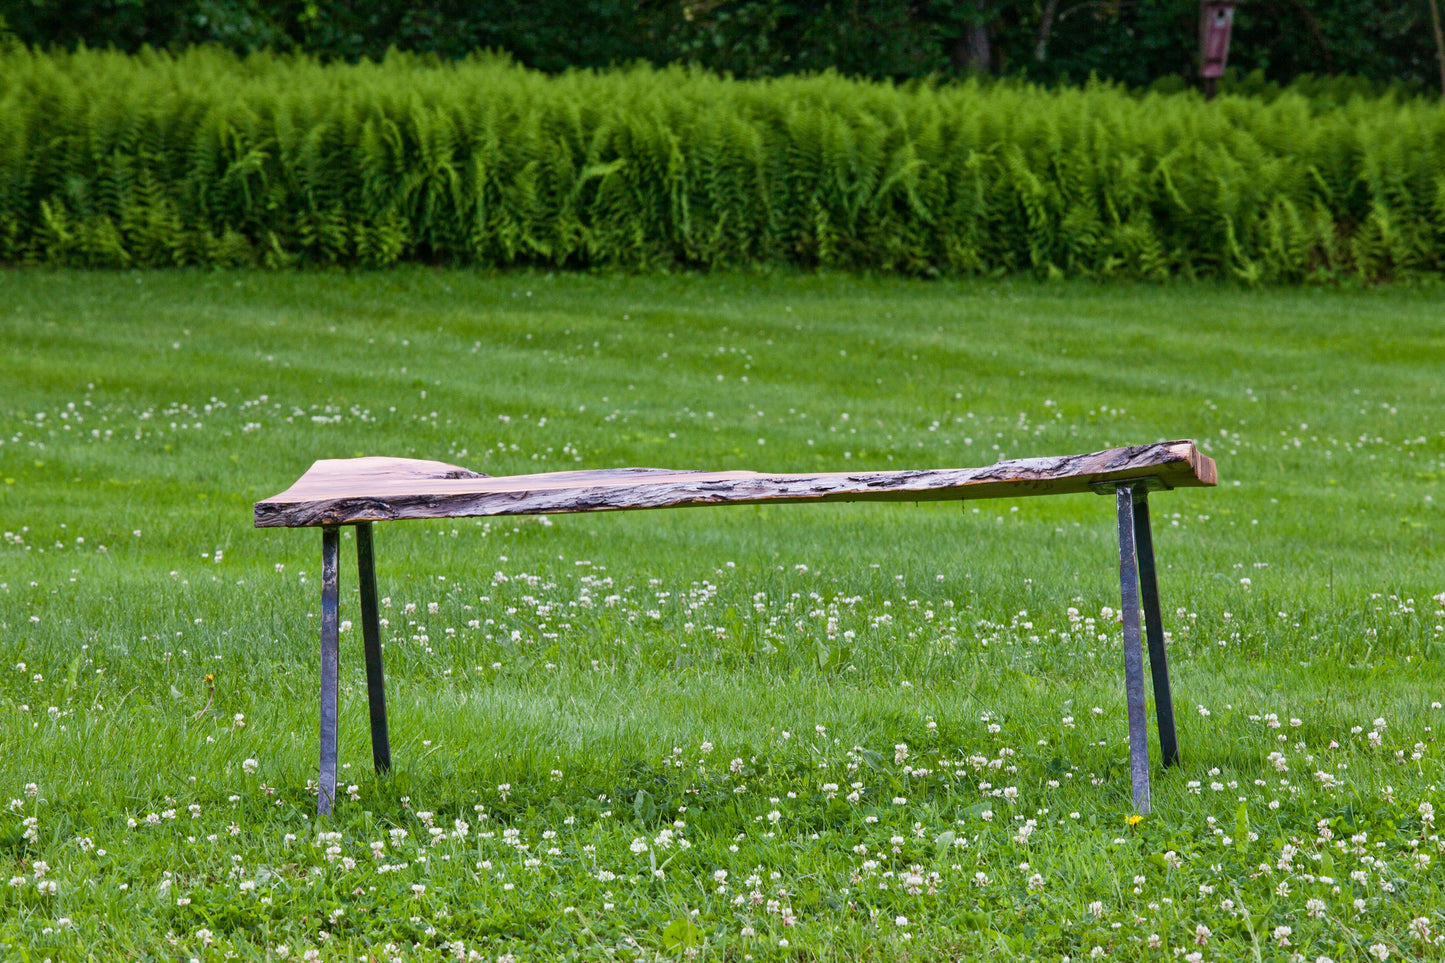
2, 46, 1443, 279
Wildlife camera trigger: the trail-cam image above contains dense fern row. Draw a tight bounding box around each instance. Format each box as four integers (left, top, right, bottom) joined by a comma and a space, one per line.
2, 47, 1443, 279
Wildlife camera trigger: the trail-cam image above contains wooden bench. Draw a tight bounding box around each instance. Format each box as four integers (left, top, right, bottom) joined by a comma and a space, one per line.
255, 440, 1217, 815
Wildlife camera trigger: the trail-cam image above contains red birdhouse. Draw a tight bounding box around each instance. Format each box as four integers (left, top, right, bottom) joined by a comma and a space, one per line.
1200, 1, 1237, 81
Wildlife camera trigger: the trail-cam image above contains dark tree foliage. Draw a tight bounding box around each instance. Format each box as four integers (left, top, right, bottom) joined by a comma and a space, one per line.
0, 0, 1439, 91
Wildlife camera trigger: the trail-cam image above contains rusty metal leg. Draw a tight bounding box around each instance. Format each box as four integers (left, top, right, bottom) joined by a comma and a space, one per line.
1132, 492, 1180, 768
318, 526, 340, 816
1116, 486, 1152, 814
356, 522, 391, 775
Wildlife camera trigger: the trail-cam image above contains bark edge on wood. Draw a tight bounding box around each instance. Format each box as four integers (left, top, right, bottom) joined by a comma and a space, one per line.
255, 441, 1217, 529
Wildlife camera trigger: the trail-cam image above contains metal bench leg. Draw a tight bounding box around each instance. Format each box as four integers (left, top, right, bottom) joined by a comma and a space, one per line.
1115, 486, 1152, 814
318, 526, 341, 816
1131, 491, 1180, 768
356, 522, 392, 775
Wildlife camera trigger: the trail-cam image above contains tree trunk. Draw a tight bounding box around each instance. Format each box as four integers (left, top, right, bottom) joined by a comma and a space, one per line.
1427, 0, 1445, 97
948, 0, 993, 74
1281, 0, 1335, 74
1035, 0, 1062, 61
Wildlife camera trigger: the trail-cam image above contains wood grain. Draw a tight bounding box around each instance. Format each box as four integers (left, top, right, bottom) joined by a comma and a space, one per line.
255, 441, 1215, 529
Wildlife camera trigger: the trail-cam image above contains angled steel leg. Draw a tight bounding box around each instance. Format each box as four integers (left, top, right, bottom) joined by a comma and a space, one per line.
1131, 492, 1180, 768
356, 522, 392, 775
1116, 486, 1152, 814
318, 526, 341, 816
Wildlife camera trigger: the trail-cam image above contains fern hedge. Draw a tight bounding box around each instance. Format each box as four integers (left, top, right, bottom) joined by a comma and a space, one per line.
2, 46, 1443, 280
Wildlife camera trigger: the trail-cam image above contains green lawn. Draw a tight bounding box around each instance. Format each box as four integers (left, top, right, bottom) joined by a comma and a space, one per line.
1, 269, 1443, 961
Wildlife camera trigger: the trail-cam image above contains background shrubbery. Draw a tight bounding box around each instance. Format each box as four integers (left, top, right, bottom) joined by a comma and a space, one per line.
2, 46, 1443, 279
2, 0, 1441, 92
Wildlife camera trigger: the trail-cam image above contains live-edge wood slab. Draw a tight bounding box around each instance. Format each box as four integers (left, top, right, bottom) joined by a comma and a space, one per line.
255, 440, 1215, 529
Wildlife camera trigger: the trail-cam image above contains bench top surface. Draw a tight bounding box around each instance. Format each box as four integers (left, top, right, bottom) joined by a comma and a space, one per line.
255, 440, 1215, 529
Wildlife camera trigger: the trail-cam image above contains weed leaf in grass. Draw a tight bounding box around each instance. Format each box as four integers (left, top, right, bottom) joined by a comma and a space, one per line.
857, 747, 885, 770
633, 788, 656, 824
661, 917, 702, 951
